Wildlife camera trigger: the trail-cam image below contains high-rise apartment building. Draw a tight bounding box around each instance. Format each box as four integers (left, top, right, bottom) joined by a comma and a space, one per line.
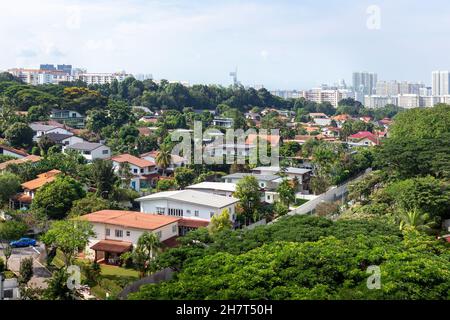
432, 71, 450, 96
300, 88, 344, 108
352, 72, 377, 96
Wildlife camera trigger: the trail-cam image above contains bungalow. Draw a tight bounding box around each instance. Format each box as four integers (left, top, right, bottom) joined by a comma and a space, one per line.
111, 154, 158, 191
64, 142, 111, 162
29, 123, 72, 142
0, 145, 29, 159
10, 169, 61, 209
0, 155, 41, 172
80, 210, 180, 264
347, 131, 380, 147
136, 189, 239, 224
141, 151, 188, 173
41, 132, 84, 147
186, 182, 236, 197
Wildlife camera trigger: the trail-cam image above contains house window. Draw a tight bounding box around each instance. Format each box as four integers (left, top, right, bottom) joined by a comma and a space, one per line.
126, 231, 131, 237
105, 228, 110, 236
115, 229, 123, 238
133, 169, 138, 174
168, 208, 183, 217
210, 212, 215, 218
102, 149, 109, 155
156, 207, 165, 214
267, 195, 271, 200
194, 210, 199, 217
172, 225, 177, 233
140, 168, 144, 173
186, 210, 191, 215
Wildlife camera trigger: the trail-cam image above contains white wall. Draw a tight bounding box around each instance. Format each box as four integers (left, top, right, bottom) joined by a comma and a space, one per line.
140, 199, 237, 221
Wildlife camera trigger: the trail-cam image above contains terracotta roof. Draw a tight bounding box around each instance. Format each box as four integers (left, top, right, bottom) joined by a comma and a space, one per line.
0, 145, 29, 157
12, 193, 32, 203
348, 131, 379, 144
137, 127, 152, 136
245, 134, 280, 146
91, 240, 133, 253
332, 114, 351, 121
162, 236, 180, 248
21, 169, 61, 191
80, 210, 180, 230
111, 154, 155, 168
0, 155, 41, 171
179, 218, 210, 228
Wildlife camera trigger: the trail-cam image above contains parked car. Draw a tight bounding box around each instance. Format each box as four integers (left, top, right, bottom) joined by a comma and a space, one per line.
9, 238, 36, 248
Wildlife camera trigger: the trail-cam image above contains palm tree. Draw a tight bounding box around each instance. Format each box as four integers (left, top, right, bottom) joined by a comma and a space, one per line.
118, 162, 133, 189
156, 148, 171, 177
397, 208, 434, 232
135, 232, 162, 276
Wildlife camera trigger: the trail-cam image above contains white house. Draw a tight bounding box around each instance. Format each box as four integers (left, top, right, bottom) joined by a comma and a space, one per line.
140, 151, 188, 173
309, 113, 331, 126
186, 182, 236, 197
137, 189, 239, 223
0, 145, 29, 159
111, 153, 157, 191
212, 117, 234, 128
80, 210, 180, 264
29, 123, 72, 142
204, 143, 256, 158
64, 142, 111, 162
42, 132, 84, 147
251, 166, 312, 186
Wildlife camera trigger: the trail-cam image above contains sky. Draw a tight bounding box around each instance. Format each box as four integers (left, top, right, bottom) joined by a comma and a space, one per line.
0, 0, 449, 90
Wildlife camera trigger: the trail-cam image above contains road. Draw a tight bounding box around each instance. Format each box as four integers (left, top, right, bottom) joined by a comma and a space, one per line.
0, 242, 51, 289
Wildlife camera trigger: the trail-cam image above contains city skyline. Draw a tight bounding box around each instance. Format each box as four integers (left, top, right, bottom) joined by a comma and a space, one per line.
1, 0, 450, 89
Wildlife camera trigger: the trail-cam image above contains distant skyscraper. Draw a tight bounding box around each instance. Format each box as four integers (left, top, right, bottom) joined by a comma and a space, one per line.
352, 71, 377, 97
432, 71, 450, 96
57, 64, 72, 75
40, 64, 56, 71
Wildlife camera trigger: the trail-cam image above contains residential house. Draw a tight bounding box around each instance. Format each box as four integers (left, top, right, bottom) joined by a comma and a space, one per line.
80, 210, 180, 264
309, 113, 331, 126
347, 131, 380, 147
111, 154, 158, 191
136, 190, 239, 231
42, 132, 84, 147
29, 123, 72, 142
10, 169, 61, 209
0, 155, 41, 172
186, 182, 236, 197
50, 109, 85, 128
64, 142, 111, 162
251, 166, 312, 192
222, 172, 283, 203
204, 143, 256, 158
0, 145, 29, 159
212, 117, 234, 128
245, 134, 280, 147
141, 151, 188, 173
0, 277, 20, 300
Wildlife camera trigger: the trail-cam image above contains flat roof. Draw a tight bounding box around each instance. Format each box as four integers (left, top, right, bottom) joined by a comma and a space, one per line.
223, 172, 280, 181
136, 190, 239, 208
252, 166, 312, 175
80, 210, 180, 230
186, 182, 236, 192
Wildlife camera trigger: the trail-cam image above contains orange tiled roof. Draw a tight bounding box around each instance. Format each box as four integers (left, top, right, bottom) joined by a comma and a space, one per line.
245, 134, 280, 146
0, 145, 29, 157
0, 155, 41, 171
80, 210, 180, 230
111, 154, 155, 168
21, 169, 61, 191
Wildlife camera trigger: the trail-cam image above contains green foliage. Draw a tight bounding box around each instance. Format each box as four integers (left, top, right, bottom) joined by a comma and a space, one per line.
209, 209, 233, 234
156, 179, 178, 192
5, 122, 34, 148
276, 179, 296, 207
174, 167, 195, 189
89, 159, 119, 198
0, 220, 28, 241
32, 175, 85, 220
234, 175, 263, 224
19, 256, 34, 285
41, 220, 94, 267
68, 194, 112, 217
0, 172, 21, 205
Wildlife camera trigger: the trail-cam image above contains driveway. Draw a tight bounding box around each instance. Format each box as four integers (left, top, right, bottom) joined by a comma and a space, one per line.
0, 242, 51, 289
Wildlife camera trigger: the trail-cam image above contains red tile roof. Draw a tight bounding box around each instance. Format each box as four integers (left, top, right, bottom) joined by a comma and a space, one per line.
0, 155, 41, 171
91, 240, 133, 253
179, 218, 210, 228
80, 210, 180, 230
348, 131, 379, 144
0, 145, 29, 157
245, 134, 280, 146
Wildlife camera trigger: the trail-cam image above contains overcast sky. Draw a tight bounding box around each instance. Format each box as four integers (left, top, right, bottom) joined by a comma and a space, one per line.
0, 0, 449, 89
